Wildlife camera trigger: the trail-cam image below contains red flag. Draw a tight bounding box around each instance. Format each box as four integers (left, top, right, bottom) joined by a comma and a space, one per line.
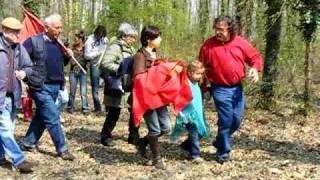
19, 7, 45, 43
132, 60, 193, 127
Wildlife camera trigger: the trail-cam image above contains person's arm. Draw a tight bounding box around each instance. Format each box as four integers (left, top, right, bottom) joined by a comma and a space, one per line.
241, 38, 263, 72
132, 52, 146, 77
100, 44, 122, 75
22, 38, 33, 57
198, 43, 210, 92
84, 36, 100, 60
241, 37, 263, 83
15, 45, 33, 80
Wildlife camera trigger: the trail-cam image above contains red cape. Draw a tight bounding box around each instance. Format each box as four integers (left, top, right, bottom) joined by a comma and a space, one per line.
132, 60, 192, 127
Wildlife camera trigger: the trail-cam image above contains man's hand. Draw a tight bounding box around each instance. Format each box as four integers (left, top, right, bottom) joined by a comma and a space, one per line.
15, 70, 26, 80
65, 48, 74, 57
248, 68, 259, 83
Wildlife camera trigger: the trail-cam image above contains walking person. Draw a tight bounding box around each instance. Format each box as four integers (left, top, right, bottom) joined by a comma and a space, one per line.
199, 15, 263, 163
67, 30, 90, 113
0, 17, 36, 173
99, 22, 140, 146
84, 25, 108, 114
22, 14, 75, 161
133, 26, 183, 169
170, 60, 209, 163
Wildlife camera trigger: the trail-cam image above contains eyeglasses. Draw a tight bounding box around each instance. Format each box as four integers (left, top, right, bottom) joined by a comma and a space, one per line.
214, 27, 229, 33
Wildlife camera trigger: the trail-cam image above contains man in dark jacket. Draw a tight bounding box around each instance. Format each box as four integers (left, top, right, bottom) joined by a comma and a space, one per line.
0, 17, 35, 173
22, 14, 75, 161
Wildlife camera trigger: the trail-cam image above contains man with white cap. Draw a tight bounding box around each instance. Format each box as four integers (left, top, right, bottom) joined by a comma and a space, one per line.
0, 17, 35, 173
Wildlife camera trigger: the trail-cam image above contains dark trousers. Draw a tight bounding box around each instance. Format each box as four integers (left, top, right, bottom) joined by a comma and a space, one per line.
101, 107, 139, 139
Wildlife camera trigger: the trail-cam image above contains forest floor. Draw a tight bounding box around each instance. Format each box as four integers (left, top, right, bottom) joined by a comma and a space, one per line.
1, 92, 320, 180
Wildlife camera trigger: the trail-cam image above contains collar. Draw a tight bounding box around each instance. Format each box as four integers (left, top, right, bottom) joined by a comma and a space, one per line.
42, 32, 55, 42
0, 33, 17, 50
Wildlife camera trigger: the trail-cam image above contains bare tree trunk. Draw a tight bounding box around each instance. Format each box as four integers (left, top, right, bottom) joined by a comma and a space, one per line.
208, 0, 220, 29
189, 0, 200, 27
67, 0, 73, 28
249, 0, 257, 41
200, 0, 209, 41
304, 42, 312, 115
91, 0, 96, 25
260, 0, 282, 109
228, 0, 234, 17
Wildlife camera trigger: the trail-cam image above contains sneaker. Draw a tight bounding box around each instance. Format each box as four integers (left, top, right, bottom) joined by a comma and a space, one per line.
16, 161, 35, 173
215, 154, 230, 164
82, 109, 90, 114
58, 151, 75, 161
101, 138, 114, 146
191, 156, 204, 164
21, 144, 36, 152
67, 108, 74, 114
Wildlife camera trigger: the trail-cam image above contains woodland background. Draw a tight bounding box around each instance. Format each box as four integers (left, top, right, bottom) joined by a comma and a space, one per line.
0, 0, 320, 179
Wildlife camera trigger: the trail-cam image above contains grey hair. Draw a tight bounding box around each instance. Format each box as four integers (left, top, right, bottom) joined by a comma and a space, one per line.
44, 14, 62, 25
118, 22, 138, 38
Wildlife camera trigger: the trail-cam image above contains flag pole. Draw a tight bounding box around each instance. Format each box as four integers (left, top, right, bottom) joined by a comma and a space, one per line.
57, 39, 87, 74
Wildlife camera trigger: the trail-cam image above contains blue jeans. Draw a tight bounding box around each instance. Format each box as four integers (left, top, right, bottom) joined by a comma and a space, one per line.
90, 64, 101, 112
210, 85, 245, 158
23, 84, 67, 154
144, 106, 171, 137
183, 123, 201, 159
0, 97, 25, 166
68, 71, 90, 111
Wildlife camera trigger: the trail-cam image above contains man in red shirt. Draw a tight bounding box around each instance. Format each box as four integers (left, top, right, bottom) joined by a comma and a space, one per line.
199, 16, 263, 164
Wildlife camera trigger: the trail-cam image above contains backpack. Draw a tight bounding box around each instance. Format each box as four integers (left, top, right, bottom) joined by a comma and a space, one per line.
99, 43, 134, 95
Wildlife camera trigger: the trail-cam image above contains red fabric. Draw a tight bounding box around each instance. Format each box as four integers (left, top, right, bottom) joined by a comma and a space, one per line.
19, 7, 45, 43
132, 60, 192, 127
199, 35, 263, 86
21, 92, 32, 122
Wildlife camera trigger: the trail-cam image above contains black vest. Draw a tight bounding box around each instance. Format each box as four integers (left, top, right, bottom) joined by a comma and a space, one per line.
27, 34, 47, 90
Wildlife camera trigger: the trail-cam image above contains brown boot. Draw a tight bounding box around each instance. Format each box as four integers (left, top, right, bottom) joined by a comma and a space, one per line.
148, 136, 165, 169
16, 160, 35, 173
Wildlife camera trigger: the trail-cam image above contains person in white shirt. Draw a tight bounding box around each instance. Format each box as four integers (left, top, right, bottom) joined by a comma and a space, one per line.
84, 25, 108, 113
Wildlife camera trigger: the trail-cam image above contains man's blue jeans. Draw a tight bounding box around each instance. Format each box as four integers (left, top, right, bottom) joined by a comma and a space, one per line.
68, 71, 90, 111
0, 97, 25, 166
210, 85, 245, 158
90, 64, 101, 112
23, 84, 67, 154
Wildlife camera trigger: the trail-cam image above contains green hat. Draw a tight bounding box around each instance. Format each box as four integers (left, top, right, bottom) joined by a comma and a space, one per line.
1, 17, 23, 30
